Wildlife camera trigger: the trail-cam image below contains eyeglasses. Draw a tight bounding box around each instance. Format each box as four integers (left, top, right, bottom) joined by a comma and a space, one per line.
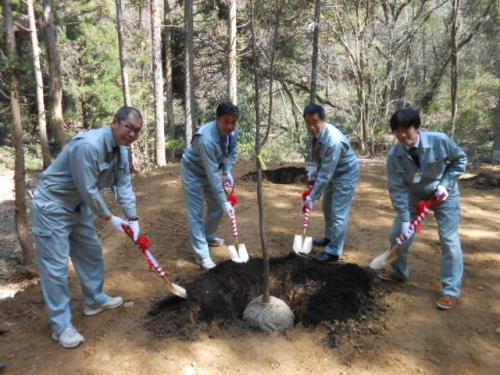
122, 122, 141, 135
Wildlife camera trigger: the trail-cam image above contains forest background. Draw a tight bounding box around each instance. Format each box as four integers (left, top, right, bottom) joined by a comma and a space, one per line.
1, 0, 499, 172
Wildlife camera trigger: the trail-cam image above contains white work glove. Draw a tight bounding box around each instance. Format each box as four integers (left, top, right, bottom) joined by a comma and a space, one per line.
127, 219, 140, 241
223, 171, 234, 187
302, 196, 314, 213
435, 185, 448, 201
400, 221, 412, 238
109, 215, 127, 234
306, 166, 318, 182
223, 201, 235, 217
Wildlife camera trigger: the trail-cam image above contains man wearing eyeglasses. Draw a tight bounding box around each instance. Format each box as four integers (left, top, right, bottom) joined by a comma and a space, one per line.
31, 107, 142, 348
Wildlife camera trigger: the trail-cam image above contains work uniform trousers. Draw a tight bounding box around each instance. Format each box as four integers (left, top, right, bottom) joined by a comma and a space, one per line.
323, 164, 360, 257
181, 163, 223, 260
31, 196, 108, 335
389, 192, 463, 297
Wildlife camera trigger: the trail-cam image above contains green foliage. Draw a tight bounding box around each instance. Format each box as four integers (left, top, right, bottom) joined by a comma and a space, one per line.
165, 138, 186, 160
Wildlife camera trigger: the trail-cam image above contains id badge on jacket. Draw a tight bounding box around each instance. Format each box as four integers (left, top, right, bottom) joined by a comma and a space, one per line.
413, 171, 422, 184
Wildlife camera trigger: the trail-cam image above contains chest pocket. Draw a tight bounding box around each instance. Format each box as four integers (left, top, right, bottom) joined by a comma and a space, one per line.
97, 160, 118, 188
422, 149, 447, 180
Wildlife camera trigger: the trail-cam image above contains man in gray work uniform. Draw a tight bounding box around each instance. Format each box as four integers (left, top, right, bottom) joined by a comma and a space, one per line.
31, 107, 142, 348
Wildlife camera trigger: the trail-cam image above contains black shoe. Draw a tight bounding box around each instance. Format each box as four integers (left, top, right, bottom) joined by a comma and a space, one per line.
207, 237, 225, 247
313, 252, 339, 263
313, 238, 331, 247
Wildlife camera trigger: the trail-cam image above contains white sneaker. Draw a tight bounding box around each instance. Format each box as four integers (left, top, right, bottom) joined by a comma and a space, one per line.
83, 296, 124, 316
52, 324, 85, 349
199, 257, 216, 271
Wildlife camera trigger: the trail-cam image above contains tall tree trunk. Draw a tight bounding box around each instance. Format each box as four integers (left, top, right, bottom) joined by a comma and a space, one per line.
250, 0, 269, 303
164, 0, 175, 138
3, 0, 36, 264
250, 0, 280, 304
309, 0, 321, 104
227, 0, 237, 105
115, 0, 131, 106
493, 59, 500, 164
151, 0, 166, 167
450, 0, 459, 137
184, 0, 195, 144
27, 0, 51, 169
42, 0, 65, 154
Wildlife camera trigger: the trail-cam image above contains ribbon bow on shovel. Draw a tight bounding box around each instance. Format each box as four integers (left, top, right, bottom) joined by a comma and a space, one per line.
293, 184, 314, 256
369, 195, 445, 270
224, 186, 249, 263
122, 224, 187, 299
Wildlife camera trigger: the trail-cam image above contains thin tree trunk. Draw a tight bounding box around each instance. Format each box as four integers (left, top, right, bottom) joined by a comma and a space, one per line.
309, 0, 321, 104
250, 0, 269, 303
27, 0, 51, 169
3, 0, 36, 264
115, 0, 131, 106
227, 0, 237, 105
42, 0, 65, 154
184, 0, 195, 144
450, 0, 459, 137
492, 58, 500, 164
250, 0, 280, 304
151, 0, 166, 167
164, 0, 175, 138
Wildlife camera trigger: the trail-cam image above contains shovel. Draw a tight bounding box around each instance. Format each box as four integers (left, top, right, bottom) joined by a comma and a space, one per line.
123, 224, 187, 299
227, 212, 249, 263
369, 196, 444, 270
293, 207, 313, 255
224, 185, 249, 263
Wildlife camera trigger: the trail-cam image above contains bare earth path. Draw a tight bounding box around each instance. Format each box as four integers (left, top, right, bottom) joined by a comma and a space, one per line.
0, 161, 499, 374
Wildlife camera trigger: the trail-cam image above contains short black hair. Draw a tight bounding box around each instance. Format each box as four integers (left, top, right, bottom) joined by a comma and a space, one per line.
389, 108, 421, 132
216, 102, 239, 118
303, 104, 325, 120
115, 106, 143, 123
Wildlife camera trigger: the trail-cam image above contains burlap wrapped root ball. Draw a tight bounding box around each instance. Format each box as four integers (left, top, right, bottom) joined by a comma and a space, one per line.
243, 295, 295, 332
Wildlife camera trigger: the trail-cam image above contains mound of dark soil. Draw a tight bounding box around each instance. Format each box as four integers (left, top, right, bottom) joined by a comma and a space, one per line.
145, 255, 386, 347
462, 173, 500, 190
241, 167, 307, 184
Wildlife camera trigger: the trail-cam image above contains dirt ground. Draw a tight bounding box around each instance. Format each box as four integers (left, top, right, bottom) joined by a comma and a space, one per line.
0, 160, 499, 375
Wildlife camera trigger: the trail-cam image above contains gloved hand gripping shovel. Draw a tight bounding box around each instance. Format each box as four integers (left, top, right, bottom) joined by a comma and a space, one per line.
225, 186, 249, 263
122, 224, 187, 298
369, 196, 445, 270
293, 184, 314, 255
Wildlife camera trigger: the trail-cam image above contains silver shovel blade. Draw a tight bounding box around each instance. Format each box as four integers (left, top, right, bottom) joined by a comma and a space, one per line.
369, 249, 391, 270
293, 234, 313, 255
228, 245, 243, 262
237, 244, 249, 262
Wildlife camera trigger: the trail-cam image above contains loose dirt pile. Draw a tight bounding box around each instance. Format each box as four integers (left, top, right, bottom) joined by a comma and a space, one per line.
462, 172, 500, 189
145, 254, 386, 347
241, 166, 307, 184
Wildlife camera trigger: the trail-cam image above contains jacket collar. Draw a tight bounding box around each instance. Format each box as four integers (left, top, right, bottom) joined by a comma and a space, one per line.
394, 131, 428, 156
104, 125, 117, 153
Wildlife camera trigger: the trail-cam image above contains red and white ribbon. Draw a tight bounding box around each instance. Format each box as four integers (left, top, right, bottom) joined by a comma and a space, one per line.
230, 213, 239, 237
303, 207, 311, 230
143, 249, 167, 278
395, 196, 444, 246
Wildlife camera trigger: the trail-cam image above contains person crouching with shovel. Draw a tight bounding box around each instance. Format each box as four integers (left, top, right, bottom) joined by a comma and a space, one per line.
302, 104, 360, 262
31, 107, 143, 348
181, 102, 240, 270
381, 108, 467, 310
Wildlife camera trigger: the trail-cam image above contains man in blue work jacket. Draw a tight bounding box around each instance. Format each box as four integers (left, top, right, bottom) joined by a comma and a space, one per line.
382, 108, 467, 310
31, 107, 142, 348
302, 104, 360, 262
181, 102, 239, 270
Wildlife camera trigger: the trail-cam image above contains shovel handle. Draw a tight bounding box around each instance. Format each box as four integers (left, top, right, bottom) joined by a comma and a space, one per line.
229, 212, 239, 237
303, 207, 311, 230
